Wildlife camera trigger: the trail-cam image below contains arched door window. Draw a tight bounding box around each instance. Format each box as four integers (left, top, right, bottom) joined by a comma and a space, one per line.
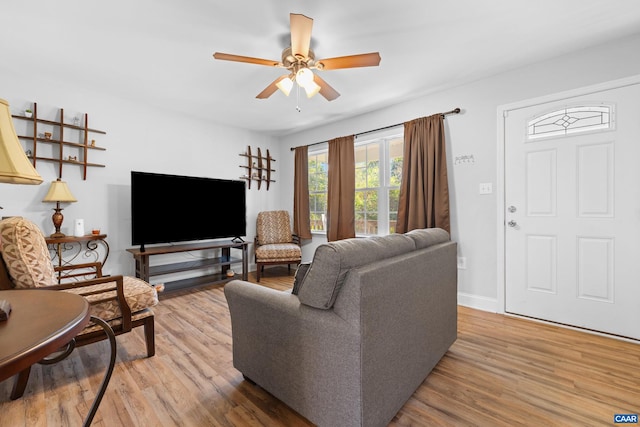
526, 105, 614, 141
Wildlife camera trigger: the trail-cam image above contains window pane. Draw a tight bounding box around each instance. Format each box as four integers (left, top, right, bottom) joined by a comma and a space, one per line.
354, 212, 365, 234
310, 194, 326, 212
355, 145, 367, 167
389, 189, 399, 233
367, 144, 380, 187
367, 159, 380, 187
389, 137, 403, 157
389, 138, 403, 187
365, 190, 378, 212
317, 194, 326, 212
355, 167, 367, 189
310, 212, 326, 231
309, 151, 329, 232
355, 142, 381, 189
316, 173, 327, 191
389, 189, 399, 211
527, 105, 613, 140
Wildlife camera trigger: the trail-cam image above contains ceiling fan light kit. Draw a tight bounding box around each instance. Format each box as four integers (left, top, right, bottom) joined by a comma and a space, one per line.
275, 75, 294, 96
213, 13, 381, 105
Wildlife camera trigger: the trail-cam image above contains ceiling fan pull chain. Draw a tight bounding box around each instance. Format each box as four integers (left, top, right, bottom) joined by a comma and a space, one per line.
296, 84, 302, 112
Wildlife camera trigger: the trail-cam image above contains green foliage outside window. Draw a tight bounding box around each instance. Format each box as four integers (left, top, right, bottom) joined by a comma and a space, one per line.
309, 135, 403, 235
309, 152, 328, 231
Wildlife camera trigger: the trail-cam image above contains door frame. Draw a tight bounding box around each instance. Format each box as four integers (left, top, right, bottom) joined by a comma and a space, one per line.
496, 74, 640, 315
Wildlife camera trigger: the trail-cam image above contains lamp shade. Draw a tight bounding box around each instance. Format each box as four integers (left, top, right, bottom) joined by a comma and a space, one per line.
276, 76, 294, 96
42, 179, 77, 203
304, 80, 321, 98
0, 98, 43, 184
296, 68, 314, 86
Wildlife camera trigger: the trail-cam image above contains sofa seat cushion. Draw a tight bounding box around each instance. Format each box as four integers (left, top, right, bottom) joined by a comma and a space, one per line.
63, 276, 159, 322
298, 234, 416, 309
79, 308, 154, 335
256, 243, 301, 261
0, 216, 55, 289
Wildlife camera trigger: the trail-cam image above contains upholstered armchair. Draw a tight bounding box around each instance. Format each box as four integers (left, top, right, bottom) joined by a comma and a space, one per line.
254, 210, 301, 282
0, 216, 159, 399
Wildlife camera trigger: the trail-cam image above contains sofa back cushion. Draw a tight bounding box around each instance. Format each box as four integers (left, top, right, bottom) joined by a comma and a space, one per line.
297, 234, 416, 309
0, 216, 55, 289
405, 228, 450, 249
257, 210, 293, 245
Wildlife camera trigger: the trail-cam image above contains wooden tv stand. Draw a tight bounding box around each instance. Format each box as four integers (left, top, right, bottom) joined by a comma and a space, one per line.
126, 240, 249, 293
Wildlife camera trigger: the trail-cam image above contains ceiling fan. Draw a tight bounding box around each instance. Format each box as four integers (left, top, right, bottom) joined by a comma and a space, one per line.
213, 13, 381, 101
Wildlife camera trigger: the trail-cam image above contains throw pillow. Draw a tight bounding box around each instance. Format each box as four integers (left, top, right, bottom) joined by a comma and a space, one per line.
0, 217, 56, 288
292, 262, 311, 295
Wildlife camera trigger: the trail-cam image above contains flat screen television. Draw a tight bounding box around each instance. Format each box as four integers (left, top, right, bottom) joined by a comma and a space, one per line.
131, 171, 246, 249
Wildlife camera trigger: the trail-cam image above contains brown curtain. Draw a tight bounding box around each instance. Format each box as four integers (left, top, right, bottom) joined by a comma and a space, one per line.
327, 135, 355, 241
396, 114, 450, 233
293, 146, 312, 240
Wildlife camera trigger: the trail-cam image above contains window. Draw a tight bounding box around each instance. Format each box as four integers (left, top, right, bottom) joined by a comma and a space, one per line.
308, 150, 328, 232
308, 132, 403, 236
526, 105, 614, 141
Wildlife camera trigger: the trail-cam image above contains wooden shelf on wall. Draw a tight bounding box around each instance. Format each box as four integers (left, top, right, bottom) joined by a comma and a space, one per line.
239, 145, 275, 190
12, 102, 106, 180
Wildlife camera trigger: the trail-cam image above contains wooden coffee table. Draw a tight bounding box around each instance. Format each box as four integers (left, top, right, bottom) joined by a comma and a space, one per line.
0, 289, 116, 426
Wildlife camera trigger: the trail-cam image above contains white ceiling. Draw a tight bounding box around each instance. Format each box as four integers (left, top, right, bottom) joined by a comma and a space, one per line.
4, 1, 640, 136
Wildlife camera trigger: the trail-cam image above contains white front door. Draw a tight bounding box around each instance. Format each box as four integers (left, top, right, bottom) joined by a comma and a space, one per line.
504, 80, 640, 340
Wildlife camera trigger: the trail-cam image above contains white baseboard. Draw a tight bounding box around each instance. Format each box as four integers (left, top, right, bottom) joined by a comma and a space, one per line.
457, 292, 498, 313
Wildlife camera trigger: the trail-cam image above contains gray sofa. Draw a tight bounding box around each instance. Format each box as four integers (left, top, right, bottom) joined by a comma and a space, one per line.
224, 228, 457, 427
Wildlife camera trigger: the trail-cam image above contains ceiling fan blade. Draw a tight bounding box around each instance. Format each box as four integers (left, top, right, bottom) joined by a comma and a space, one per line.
290, 13, 313, 58
213, 52, 280, 67
317, 52, 381, 70
313, 73, 340, 101
256, 75, 288, 99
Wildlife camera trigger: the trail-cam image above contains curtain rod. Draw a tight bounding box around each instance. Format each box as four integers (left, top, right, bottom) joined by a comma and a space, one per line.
289, 107, 461, 151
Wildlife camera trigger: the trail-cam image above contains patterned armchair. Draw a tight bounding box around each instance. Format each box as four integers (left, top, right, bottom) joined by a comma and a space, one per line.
254, 210, 301, 282
0, 216, 159, 399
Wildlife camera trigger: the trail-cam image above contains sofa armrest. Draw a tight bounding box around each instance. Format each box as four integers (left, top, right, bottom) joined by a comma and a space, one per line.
224, 279, 361, 424
225, 279, 342, 332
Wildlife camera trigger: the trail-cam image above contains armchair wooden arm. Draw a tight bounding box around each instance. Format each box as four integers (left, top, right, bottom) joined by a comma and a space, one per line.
49, 275, 133, 333
54, 261, 104, 283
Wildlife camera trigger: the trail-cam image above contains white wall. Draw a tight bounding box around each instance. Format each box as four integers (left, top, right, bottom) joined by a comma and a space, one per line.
0, 70, 282, 279
3, 26, 640, 302
278, 33, 640, 312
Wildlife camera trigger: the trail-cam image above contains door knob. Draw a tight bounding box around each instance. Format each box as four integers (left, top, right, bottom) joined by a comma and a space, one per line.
507, 220, 517, 227
508, 206, 517, 213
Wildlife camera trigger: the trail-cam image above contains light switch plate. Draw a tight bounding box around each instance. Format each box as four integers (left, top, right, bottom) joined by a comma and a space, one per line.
457, 257, 467, 269
479, 182, 493, 195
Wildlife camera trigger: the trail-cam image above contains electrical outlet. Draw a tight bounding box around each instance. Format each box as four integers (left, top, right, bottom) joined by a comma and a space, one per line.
479, 182, 493, 195
457, 257, 467, 269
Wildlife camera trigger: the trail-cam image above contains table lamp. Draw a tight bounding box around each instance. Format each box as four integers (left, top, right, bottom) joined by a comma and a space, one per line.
42, 179, 77, 237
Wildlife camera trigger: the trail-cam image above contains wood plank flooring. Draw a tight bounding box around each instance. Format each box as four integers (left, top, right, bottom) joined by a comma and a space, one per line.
1, 266, 639, 426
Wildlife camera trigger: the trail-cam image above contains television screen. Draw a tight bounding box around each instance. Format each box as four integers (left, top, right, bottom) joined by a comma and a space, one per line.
131, 171, 246, 247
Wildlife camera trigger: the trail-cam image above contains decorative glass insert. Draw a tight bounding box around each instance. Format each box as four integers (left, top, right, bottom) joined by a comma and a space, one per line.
526, 105, 613, 141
